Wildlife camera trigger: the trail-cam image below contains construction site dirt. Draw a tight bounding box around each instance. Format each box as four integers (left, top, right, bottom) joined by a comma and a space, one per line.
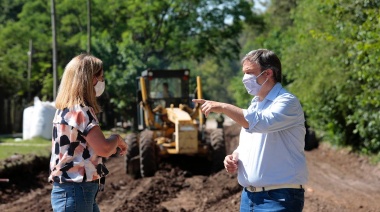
1, 120, 380, 212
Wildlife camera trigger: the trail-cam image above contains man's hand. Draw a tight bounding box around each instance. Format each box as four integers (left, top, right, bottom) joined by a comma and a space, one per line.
224, 152, 239, 173
192, 99, 224, 117
193, 99, 248, 129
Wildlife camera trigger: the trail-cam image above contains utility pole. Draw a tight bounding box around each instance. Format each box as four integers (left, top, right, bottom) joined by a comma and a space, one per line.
87, 0, 91, 53
27, 40, 33, 102
51, 0, 58, 100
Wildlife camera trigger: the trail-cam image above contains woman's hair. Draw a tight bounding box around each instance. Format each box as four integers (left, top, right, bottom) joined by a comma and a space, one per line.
241, 49, 282, 83
55, 54, 103, 113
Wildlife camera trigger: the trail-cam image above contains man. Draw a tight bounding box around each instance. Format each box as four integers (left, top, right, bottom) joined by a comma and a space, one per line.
193, 49, 308, 212
161, 82, 173, 98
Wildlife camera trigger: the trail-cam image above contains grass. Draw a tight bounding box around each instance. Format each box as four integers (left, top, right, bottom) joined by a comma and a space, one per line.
0, 137, 51, 160
0, 130, 130, 161
369, 152, 380, 165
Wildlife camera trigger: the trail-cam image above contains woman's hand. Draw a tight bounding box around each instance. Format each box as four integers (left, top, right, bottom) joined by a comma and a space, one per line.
115, 134, 128, 156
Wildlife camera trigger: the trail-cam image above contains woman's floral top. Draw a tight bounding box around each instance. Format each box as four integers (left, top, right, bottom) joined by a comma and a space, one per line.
48, 105, 108, 184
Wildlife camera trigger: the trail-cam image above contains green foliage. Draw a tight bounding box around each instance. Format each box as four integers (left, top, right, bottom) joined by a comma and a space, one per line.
0, 0, 24, 24
300, 0, 380, 153
339, 1, 380, 153
0, 21, 28, 98
0, 0, 55, 100
280, 0, 351, 145
189, 58, 238, 103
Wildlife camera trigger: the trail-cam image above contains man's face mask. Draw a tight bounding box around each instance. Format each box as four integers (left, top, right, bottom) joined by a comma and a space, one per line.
242, 70, 267, 96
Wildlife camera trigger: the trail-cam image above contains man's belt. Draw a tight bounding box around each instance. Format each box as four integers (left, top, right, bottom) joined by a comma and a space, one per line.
246, 184, 303, 192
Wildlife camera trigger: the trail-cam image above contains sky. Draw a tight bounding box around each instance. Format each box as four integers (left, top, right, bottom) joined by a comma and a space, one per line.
254, 0, 268, 13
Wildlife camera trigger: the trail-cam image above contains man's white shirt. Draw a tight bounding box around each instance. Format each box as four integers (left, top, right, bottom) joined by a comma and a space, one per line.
235, 83, 308, 187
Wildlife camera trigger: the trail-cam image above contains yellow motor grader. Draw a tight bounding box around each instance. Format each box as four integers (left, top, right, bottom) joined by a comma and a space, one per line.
125, 69, 226, 178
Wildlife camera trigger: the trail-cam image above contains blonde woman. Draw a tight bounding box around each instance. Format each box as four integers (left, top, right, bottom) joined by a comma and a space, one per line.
49, 54, 127, 212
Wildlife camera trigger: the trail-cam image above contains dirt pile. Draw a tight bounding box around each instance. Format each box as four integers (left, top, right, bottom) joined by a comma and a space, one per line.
1, 123, 380, 212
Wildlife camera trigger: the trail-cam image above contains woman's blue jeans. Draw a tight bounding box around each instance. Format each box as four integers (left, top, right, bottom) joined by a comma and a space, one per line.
240, 187, 305, 212
51, 182, 100, 212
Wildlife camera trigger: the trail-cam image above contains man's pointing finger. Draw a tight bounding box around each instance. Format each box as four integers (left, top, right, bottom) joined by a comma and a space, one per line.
192, 99, 206, 104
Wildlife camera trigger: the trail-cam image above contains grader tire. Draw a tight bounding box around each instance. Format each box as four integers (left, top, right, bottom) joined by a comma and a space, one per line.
210, 128, 226, 172
125, 133, 140, 179
139, 130, 157, 177
305, 128, 319, 151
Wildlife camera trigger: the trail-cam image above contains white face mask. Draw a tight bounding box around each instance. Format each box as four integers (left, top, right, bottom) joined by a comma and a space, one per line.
242, 71, 267, 96
94, 79, 105, 97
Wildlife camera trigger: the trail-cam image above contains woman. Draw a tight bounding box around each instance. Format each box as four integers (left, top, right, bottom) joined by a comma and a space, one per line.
49, 54, 127, 212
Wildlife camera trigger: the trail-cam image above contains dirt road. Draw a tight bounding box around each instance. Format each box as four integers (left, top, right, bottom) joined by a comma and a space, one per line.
1, 123, 380, 212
